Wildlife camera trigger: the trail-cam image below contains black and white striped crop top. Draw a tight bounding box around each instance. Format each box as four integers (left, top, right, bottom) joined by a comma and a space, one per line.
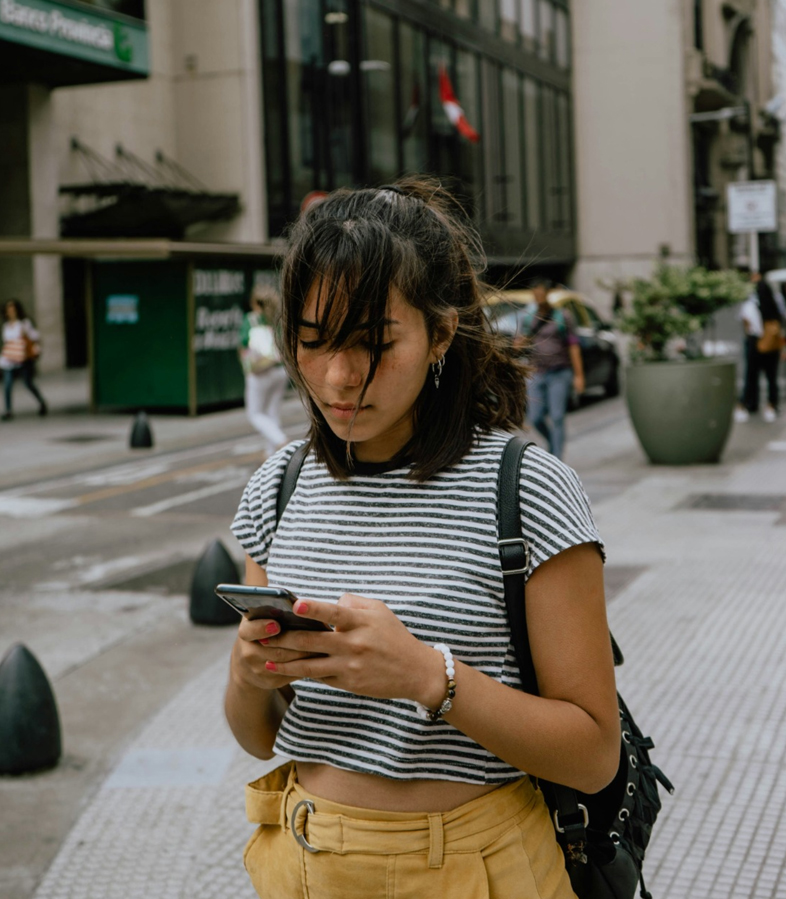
231, 429, 604, 784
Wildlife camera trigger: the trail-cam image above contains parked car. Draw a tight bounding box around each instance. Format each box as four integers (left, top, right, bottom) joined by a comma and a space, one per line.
485, 288, 620, 402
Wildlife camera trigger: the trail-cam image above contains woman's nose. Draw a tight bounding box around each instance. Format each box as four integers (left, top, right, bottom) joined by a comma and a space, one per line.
324, 348, 366, 388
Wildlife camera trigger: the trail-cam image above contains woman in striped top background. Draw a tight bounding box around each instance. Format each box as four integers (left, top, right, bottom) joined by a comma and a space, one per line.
226, 178, 619, 898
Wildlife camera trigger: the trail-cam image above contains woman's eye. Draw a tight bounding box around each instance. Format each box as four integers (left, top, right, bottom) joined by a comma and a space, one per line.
298, 338, 326, 350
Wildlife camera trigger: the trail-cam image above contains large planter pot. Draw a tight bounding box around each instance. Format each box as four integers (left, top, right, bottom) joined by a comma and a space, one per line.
625, 358, 737, 464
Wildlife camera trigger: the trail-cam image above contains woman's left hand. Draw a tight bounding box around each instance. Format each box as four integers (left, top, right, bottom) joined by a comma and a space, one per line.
260, 595, 443, 706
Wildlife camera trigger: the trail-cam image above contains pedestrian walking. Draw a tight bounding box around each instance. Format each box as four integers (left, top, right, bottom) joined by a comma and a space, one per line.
734, 271, 784, 423
1, 299, 47, 421
239, 285, 289, 455
518, 279, 585, 459
225, 178, 619, 899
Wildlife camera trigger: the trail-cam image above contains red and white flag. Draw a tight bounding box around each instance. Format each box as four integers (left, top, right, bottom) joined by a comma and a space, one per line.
438, 64, 480, 143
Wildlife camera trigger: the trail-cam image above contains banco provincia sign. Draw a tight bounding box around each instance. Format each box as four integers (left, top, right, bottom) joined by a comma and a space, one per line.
0, 0, 148, 75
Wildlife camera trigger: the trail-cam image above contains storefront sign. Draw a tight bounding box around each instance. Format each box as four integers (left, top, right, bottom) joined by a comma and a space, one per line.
193, 269, 246, 352
106, 294, 139, 324
727, 180, 777, 233
0, 0, 148, 74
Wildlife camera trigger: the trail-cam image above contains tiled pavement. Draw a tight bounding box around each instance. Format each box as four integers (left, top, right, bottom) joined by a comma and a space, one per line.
9, 371, 786, 899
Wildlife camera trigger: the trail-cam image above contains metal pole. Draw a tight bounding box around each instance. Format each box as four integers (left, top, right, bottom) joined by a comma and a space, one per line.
750, 231, 760, 273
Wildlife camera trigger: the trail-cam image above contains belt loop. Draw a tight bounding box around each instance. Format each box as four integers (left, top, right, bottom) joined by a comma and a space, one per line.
279, 763, 298, 833
427, 814, 444, 869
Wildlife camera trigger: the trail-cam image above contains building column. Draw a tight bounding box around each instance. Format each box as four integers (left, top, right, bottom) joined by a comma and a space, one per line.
0, 84, 64, 371
570, 0, 694, 316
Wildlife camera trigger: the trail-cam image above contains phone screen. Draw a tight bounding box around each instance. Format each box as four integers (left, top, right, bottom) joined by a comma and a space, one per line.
213, 584, 330, 632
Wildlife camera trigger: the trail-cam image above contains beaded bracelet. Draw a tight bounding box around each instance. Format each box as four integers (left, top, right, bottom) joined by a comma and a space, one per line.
415, 643, 457, 723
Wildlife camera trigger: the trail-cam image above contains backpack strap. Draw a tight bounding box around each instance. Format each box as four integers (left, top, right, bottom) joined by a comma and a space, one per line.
497, 435, 589, 850
276, 441, 309, 524
496, 436, 538, 694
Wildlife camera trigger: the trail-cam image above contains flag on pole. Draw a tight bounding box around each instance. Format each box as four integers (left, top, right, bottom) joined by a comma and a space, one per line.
438, 64, 480, 143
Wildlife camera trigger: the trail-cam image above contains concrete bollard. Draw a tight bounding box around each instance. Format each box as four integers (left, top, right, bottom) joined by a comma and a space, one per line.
0, 643, 62, 774
189, 539, 242, 625
130, 411, 153, 449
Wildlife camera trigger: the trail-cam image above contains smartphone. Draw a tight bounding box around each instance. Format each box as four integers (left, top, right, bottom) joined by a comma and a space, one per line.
213, 584, 331, 632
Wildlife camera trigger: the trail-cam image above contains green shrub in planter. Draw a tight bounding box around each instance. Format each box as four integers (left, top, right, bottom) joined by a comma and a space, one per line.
618, 265, 749, 361
618, 265, 749, 464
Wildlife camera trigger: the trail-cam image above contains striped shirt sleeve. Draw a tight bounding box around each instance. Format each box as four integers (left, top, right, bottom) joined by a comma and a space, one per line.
230, 441, 305, 566
519, 445, 605, 576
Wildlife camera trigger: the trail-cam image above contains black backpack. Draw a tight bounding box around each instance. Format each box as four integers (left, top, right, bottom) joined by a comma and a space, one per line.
276, 436, 673, 899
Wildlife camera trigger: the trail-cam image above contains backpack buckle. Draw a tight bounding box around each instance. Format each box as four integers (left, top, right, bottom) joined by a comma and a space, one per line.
498, 537, 530, 576
553, 803, 589, 833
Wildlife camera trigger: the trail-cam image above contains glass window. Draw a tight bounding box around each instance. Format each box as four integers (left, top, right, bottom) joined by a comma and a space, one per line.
429, 37, 455, 176
399, 21, 428, 174
363, 7, 397, 183
481, 59, 503, 224
478, 0, 497, 31
555, 7, 570, 69
500, 0, 517, 43
541, 85, 569, 232
455, 48, 482, 217
261, 0, 290, 234
522, 77, 541, 229
538, 0, 554, 61
519, 0, 537, 53
555, 91, 573, 233
501, 67, 523, 229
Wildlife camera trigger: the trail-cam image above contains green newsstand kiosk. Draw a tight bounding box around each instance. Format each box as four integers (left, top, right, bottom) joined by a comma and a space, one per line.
88, 243, 282, 414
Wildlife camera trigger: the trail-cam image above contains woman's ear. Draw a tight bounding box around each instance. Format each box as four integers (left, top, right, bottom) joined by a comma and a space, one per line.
431, 308, 459, 361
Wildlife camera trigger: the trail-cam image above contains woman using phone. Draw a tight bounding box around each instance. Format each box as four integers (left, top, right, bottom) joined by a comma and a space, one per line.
226, 178, 619, 898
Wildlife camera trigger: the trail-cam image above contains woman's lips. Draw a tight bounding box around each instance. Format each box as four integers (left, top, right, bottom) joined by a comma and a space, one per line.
326, 403, 368, 421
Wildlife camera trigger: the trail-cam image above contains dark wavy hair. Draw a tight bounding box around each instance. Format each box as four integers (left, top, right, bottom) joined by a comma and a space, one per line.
2, 299, 31, 323
280, 176, 527, 481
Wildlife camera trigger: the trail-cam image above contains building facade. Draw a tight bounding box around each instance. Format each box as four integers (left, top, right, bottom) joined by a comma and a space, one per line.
259, 0, 575, 278
572, 0, 778, 311
1, 0, 578, 372
3, 1, 783, 372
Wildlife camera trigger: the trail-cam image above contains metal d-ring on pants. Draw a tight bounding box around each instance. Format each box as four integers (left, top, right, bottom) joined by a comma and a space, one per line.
242, 761, 576, 899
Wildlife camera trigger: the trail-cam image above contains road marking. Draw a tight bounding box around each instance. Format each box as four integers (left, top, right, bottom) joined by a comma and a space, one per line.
129, 478, 247, 517
73, 452, 261, 507
0, 496, 76, 517
767, 441, 786, 452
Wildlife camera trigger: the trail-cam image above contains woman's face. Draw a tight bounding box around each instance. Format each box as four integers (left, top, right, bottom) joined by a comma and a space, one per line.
297, 283, 450, 462
5, 303, 18, 322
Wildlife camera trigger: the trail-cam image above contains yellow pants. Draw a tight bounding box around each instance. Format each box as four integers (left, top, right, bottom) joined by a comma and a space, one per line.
243, 762, 577, 899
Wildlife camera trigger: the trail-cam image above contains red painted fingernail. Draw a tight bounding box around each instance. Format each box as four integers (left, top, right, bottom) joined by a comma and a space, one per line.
265, 661, 277, 672
259, 639, 270, 646
294, 601, 308, 614
265, 622, 279, 634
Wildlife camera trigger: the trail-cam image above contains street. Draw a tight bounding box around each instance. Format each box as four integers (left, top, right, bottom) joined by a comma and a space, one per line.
2, 367, 786, 898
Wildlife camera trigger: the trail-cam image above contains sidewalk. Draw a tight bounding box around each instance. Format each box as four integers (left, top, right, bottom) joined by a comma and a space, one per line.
3, 368, 786, 899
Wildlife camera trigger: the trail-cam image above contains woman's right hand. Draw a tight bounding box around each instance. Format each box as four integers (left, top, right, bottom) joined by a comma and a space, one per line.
231, 617, 320, 692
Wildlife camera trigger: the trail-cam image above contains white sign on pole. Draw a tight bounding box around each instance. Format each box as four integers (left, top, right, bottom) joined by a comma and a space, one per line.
727, 180, 778, 234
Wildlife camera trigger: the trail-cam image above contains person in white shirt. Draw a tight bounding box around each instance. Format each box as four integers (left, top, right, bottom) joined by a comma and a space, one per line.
735, 272, 783, 423
1, 299, 47, 421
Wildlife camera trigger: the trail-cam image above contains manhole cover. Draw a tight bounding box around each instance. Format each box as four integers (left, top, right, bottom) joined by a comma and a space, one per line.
680, 494, 785, 512
51, 434, 113, 444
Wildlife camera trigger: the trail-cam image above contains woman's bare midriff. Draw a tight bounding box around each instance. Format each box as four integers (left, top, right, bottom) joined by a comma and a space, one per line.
295, 761, 502, 813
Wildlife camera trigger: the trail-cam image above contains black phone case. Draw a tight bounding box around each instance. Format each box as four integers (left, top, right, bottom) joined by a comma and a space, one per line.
213, 585, 330, 632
